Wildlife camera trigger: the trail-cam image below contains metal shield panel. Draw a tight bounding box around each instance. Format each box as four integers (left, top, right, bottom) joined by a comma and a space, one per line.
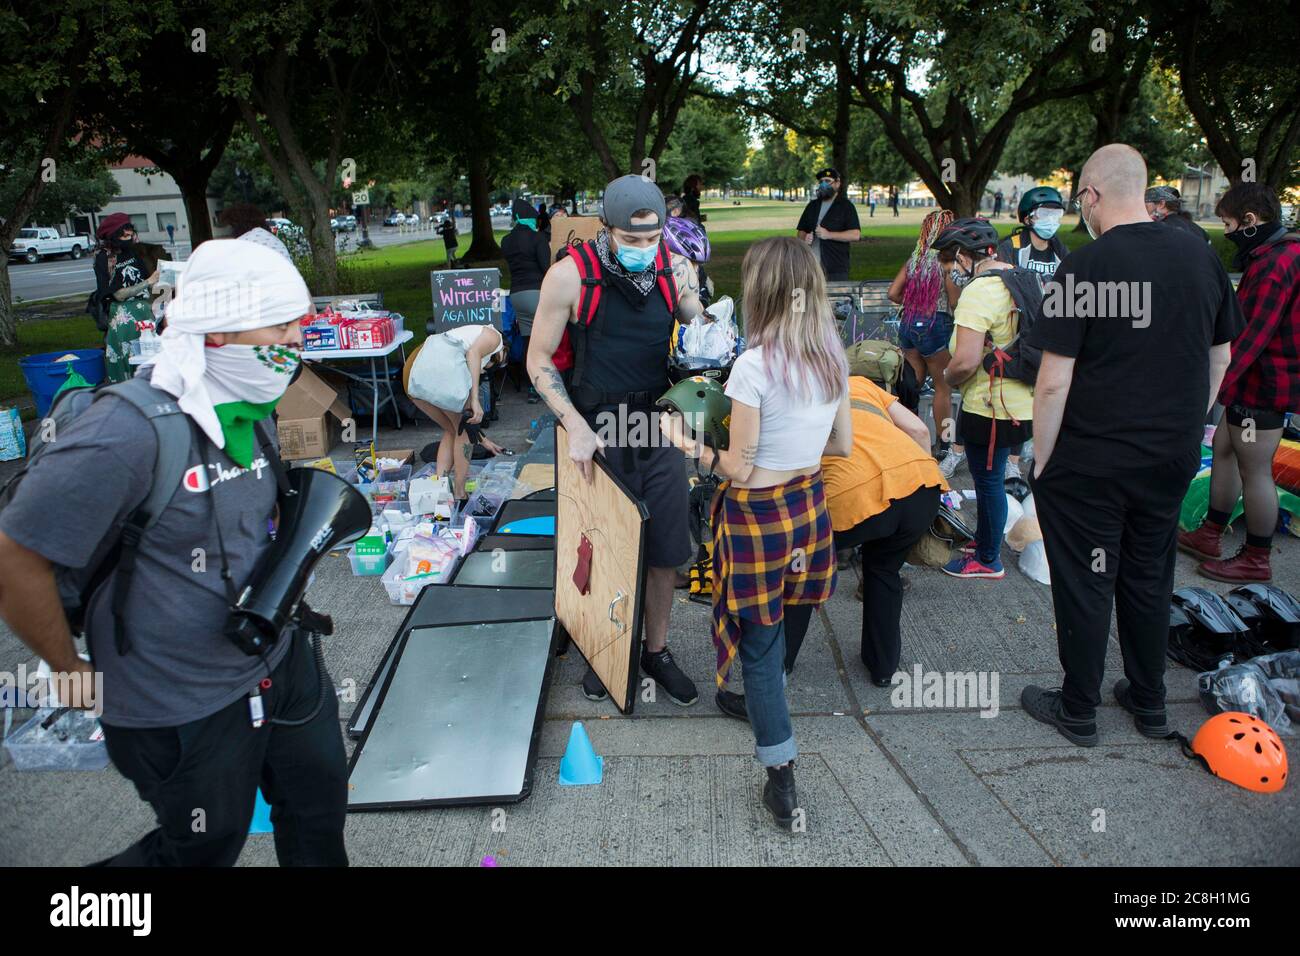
347, 618, 556, 808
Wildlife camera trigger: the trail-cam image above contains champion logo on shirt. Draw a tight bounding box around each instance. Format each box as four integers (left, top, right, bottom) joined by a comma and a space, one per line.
181, 456, 272, 493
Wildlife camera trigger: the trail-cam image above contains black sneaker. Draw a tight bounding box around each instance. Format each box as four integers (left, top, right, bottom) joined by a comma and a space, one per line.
715, 689, 749, 721
581, 666, 608, 702
641, 646, 698, 706
1020, 685, 1098, 747
1112, 679, 1171, 738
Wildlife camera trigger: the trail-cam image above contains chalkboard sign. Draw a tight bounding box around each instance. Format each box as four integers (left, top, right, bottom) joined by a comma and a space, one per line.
430, 268, 501, 334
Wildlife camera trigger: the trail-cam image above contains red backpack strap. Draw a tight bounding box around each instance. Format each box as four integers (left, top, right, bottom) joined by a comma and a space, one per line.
570, 240, 603, 327
655, 241, 680, 315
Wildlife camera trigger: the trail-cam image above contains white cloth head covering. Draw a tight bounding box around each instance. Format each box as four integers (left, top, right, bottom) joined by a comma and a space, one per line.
147, 238, 310, 450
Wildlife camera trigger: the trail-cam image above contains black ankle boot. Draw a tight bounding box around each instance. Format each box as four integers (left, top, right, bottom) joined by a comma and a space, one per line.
763, 762, 798, 831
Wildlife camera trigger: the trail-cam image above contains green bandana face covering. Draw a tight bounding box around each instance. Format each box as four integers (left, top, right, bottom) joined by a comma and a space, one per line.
517, 217, 538, 231
203, 343, 299, 467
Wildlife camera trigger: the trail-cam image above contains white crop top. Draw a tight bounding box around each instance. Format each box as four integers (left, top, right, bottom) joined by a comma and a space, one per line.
724, 346, 841, 470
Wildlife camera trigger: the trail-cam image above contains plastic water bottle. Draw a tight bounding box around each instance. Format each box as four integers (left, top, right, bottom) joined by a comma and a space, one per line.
138, 326, 160, 358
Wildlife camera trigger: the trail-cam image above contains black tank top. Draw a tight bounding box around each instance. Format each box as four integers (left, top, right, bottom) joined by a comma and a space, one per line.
579, 277, 674, 398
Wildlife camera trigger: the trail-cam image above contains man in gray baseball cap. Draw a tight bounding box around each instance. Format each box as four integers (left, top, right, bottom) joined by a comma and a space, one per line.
526, 174, 707, 709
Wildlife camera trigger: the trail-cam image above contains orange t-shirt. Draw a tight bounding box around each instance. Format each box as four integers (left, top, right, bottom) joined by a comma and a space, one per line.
820, 376, 947, 531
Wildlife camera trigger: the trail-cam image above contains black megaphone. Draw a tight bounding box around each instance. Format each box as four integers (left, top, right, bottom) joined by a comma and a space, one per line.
224, 468, 372, 655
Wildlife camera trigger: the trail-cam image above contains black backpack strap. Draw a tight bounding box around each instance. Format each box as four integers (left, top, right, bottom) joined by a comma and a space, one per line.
94, 378, 193, 654
253, 419, 291, 495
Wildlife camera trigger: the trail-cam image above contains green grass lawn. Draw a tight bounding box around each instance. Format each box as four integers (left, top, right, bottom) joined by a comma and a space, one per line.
0, 217, 1237, 411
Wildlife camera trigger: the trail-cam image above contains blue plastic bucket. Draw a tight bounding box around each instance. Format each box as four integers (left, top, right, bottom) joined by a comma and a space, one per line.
19, 349, 105, 417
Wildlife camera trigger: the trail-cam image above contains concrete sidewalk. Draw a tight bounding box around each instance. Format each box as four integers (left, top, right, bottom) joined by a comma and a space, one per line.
2, 382, 1297, 867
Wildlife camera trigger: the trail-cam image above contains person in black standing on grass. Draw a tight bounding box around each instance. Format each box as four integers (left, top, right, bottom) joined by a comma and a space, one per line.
1145, 185, 1211, 244
795, 167, 862, 282
1023, 144, 1243, 748
439, 213, 460, 267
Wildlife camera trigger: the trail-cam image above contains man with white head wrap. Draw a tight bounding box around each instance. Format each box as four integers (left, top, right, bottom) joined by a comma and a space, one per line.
0, 239, 350, 866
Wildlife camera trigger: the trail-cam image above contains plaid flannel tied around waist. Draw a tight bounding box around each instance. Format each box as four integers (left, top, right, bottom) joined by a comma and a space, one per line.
710, 471, 837, 686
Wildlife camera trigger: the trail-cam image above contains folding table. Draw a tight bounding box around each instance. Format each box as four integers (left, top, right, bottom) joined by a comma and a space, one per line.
302, 329, 413, 443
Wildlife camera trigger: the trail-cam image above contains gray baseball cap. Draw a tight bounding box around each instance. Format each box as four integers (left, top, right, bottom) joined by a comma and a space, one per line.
1145, 185, 1181, 204
601, 175, 666, 232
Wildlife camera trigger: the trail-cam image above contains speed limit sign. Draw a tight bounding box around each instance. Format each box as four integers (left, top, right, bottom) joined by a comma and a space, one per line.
352, 189, 370, 206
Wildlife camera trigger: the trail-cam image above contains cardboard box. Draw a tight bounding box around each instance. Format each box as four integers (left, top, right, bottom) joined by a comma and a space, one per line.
276, 365, 352, 460
548, 216, 603, 262
409, 475, 454, 518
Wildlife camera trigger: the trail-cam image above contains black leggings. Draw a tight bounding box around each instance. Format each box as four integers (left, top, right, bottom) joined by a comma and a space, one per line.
785, 485, 941, 681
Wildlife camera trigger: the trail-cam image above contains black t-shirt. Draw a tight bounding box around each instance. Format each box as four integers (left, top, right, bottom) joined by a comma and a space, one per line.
797, 195, 860, 280
1030, 221, 1244, 476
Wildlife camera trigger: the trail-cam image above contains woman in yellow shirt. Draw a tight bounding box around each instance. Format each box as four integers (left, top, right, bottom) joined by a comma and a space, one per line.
784, 376, 946, 686
934, 218, 1034, 579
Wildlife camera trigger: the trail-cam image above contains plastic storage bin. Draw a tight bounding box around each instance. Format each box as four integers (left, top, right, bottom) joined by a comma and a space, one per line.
348, 541, 392, 576
4, 709, 109, 771
19, 350, 106, 418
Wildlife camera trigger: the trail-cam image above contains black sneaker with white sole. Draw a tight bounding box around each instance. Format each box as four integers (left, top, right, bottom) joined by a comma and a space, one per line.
581, 666, 608, 701
641, 646, 698, 706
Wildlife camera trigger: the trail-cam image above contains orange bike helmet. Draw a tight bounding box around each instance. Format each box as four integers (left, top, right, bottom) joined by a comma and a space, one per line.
1189, 712, 1288, 793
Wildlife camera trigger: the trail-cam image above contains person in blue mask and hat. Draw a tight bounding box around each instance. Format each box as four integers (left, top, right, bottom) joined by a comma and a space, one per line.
527, 174, 709, 709
796, 167, 861, 281
501, 197, 552, 403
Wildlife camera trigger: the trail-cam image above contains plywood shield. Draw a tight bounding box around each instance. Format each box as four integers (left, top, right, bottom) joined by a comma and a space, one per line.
555, 425, 649, 713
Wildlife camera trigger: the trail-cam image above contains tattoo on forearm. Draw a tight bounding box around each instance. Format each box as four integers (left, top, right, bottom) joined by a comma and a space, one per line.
673, 258, 699, 295
742, 444, 758, 465
532, 364, 576, 418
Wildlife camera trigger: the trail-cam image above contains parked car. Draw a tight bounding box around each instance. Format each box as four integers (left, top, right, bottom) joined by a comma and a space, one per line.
343, 215, 358, 231
8, 226, 92, 264
428, 211, 448, 226
266, 218, 295, 235
382, 212, 403, 227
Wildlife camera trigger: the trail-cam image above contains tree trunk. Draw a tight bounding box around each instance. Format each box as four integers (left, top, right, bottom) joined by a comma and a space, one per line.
0, 260, 17, 350
464, 152, 500, 261
175, 170, 216, 247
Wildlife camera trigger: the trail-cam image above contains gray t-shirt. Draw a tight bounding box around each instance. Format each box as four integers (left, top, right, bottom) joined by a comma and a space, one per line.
0, 391, 288, 728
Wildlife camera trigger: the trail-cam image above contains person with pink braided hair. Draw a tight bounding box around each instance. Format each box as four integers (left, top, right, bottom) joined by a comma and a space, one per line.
888, 209, 957, 465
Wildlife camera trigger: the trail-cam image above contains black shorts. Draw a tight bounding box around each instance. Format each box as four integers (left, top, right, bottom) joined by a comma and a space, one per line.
1225, 403, 1285, 430
958, 410, 1033, 448
591, 433, 692, 569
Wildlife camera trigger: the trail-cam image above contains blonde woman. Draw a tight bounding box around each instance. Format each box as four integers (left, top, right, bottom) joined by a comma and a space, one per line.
660, 236, 851, 831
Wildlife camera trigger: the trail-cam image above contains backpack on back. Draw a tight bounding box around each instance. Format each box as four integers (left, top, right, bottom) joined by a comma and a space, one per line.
0, 377, 192, 652
551, 238, 679, 388
980, 267, 1044, 386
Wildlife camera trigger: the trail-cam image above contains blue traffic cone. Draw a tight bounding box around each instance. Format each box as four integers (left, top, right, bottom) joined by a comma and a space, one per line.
558, 721, 603, 786
249, 788, 274, 834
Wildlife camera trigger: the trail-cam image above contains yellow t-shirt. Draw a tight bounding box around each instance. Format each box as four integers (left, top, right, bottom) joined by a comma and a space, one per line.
948, 274, 1034, 422
820, 377, 948, 532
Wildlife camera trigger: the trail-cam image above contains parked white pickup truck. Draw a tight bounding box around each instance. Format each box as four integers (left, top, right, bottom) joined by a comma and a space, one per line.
8, 227, 92, 264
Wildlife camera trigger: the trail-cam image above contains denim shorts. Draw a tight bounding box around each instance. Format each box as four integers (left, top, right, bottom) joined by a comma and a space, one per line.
898, 311, 953, 358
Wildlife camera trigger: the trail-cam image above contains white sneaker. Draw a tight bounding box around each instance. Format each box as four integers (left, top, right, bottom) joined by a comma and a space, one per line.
938, 449, 966, 479
1004, 457, 1022, 481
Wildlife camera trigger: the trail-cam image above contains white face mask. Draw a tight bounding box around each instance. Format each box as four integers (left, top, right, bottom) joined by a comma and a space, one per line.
204, 343, 301, 406
1081, 189, 1100, 240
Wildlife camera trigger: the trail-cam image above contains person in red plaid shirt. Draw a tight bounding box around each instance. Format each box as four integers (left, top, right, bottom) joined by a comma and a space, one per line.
1179, 183, 1300, 582
660, 237, 852, 831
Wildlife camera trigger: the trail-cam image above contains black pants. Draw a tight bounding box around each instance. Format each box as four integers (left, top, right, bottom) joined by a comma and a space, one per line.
97, 632, 348, 866
1031, 456, 1197, 719
785, 485, 941, 680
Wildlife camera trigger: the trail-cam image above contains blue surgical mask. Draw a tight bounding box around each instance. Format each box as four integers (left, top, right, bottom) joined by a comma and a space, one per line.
816, 181, 835, 199
1031, 220, 1060, 239
615, 241, 658, 272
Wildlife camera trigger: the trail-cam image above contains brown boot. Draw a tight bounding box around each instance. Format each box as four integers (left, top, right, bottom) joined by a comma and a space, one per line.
1178, 520, 1226, 561
1198, 544, 1272, 583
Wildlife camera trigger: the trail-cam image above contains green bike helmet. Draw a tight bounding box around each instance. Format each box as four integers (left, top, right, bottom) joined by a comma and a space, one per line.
658, 375, 732, 450
1017, 186, 1064, 223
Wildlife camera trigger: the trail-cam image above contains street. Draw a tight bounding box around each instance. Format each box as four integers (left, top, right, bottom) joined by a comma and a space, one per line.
6, 223, 493, 303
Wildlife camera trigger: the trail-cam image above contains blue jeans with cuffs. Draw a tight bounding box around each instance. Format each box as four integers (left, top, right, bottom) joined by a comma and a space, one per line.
738, 616, 796, 767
